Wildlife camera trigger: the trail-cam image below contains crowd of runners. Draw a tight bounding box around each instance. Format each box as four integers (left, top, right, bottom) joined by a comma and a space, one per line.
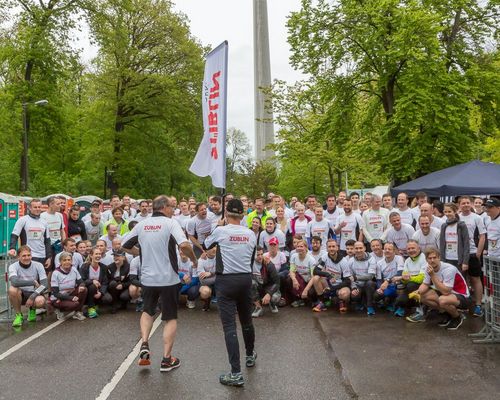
7, 190, 500, 332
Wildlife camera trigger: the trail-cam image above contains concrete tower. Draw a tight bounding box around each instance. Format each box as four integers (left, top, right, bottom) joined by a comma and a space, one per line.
253, 0, 275, 161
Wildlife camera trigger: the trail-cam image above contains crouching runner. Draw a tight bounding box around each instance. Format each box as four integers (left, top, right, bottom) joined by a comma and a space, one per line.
251, 246, 281, 317
311, 239, 352, 313
415, 248, 471, 330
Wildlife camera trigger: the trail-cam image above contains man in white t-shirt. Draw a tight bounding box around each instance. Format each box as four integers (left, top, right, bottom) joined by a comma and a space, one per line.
412, 215, 440, 252
306, 206, 333, 251
381, 212, 416, 257
395, 192, 417, 228
362, 194, 389, 246
459, 196, 486, 316
40, 196, 66, 253
334, 199, 364, 252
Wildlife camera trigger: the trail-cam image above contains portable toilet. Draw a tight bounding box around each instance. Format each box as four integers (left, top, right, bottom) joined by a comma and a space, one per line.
0, 193, 20, 256
75, 195, 103, 217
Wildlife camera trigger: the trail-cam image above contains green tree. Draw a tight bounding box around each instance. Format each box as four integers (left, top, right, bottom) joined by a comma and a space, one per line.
287, 0, 499, 183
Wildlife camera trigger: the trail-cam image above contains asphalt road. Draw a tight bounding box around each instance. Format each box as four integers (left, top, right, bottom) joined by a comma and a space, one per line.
0, 306, 351, 400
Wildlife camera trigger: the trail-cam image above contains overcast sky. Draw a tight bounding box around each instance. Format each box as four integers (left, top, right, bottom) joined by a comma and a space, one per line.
173, 0, 305, 155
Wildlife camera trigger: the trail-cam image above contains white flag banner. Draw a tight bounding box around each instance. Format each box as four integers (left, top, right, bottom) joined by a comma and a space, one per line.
189, 41, 228, 189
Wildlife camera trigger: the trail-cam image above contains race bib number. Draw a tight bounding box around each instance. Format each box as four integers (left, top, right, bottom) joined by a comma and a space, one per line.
446, 241, 457, 253
50, 229, 61, 240
489, 239, 498, 250
342, 230, 352, 240
27, 229, 42, 240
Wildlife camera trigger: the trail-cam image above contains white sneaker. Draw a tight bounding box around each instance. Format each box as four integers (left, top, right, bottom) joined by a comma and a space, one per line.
186, 300, 196, 309
72, 311, 86, 321
252, 307, 263, 318
36, 308, 47, 315
269, 303, 279, 314
55, 309, 65, 321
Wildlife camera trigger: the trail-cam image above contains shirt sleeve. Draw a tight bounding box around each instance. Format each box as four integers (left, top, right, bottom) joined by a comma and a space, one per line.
368, 257, 377, 275
186, 219, 195, 236
8, 263, 17, 278
396, 256, 405, 271
423, 270, 431, 285
289, 254, 297, 273
11, 217, 25, 236
170, 219, 188, 245
441, 267, 456, 288
122, 224, 139, 249
37, 263, 48, 281
204, 227, 221, 250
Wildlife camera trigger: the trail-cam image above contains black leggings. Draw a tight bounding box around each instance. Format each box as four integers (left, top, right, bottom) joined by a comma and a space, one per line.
351, 281, 376, 307
215, 274, 255, 374
108, 280, 131, 304
86, 284, 112, 307
394, 282, 420, 308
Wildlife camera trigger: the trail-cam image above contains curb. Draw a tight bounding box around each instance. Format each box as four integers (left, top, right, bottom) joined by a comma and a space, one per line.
314, 316, 359, 399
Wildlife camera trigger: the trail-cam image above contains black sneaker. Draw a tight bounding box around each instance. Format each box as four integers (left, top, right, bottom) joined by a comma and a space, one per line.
160, 356, 180, 372
446, 314, 464, 331
437, 313, 452, 327
138, 342, 150, 366
219, 372, 244, 387
245, 351, 257, 367
202, 299, 210, 311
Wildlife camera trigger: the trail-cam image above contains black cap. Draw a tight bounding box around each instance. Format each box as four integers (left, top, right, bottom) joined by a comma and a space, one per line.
226, 199, 244, 215
484, 198, 500, 208
112, 249, 126, 257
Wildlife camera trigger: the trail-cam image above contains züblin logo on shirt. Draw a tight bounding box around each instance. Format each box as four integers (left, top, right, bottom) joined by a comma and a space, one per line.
144, 225, 162, 231
229, 236, 250, 243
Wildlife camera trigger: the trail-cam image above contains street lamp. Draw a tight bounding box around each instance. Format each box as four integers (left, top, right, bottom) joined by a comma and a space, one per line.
20, 99, 48, 192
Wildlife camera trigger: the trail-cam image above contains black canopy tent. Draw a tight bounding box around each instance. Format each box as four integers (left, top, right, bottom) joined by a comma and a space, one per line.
391, 160, 500, 197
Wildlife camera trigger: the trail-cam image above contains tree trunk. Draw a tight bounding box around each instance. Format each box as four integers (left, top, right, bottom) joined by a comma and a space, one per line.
328, 164, 335, 194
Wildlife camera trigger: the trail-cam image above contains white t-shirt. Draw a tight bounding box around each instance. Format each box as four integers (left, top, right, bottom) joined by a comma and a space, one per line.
335, 213, 364, 250
305, 218, 332, 250
8, 261, 47, 292
198, 257, 216, 274
290, 252, 316, 282
412, 228, 441, 252
204, 224, 257, 274
11, 215, 50, 259
381, 224, 416, 256
460, 212, 486, 253
486, 215, 500, 257
396, 208, 417, 227
376, 255, 404, 280
122, 215, 188, 286
362, 209, 388, 241
50, 268, 81, 301
263, 251, 287, 272
186, 215, 213, 245
444, 224, 459, 260
40, 212, 65, 244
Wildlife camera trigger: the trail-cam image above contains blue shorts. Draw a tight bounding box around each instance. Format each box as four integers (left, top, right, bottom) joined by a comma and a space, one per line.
382, 284, 397, 298
180, 275, 200, 294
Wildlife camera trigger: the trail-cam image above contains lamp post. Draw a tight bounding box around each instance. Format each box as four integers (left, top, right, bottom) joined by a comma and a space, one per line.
20, 99, 48, 192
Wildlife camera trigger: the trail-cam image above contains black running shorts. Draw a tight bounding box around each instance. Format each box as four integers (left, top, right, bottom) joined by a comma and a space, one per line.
467, 255, 482, 277
142, 284, 181, 321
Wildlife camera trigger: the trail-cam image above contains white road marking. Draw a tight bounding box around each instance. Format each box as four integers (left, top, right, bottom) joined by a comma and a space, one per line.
96, 315, 163, 400
0, 312, 74, 361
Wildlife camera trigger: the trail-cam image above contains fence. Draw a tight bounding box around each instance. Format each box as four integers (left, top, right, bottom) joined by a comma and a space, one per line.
469, 255, 500, 344
0, 256, 13, 323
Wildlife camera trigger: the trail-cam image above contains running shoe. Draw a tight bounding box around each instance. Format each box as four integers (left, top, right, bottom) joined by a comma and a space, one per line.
269, 303, 279, 314
135, 299, 144, 313
406, 312, 426, 323
386, 304, 395, 313
367, 306, 376, 316
219, 372, 244, 387
139, 342, 151, 366
36, 308, 47, 315
446, 314, 464, 331
55, 309, 65, 320
72, 311, 86, 321
313, 302, 327, 312
88, 307, 98, 319
291, 300, 305, 308
278, 297, 287, 307
338, 300, 347, 313
394, 307, 405, 317
12, 313, 23, 327
252, 307, 264, 318
324, 299, 332, 308
160, 356, 180, 372
186, 300, 196, 309
245, 351, 257, 367
27, 308, 37, 322
211, 297, 218, 304
355, 303, 364, 312
202, 299, 210, 311
473, 305, 484, 317
438, 313, 452, 327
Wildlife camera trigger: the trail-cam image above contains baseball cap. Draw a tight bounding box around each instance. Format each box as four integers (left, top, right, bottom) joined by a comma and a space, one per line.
112, 249, 126, 257
269, 237, 279, 246
484, 198, 500, 207
91, 199, 102, 207
226, 199, 244, 215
